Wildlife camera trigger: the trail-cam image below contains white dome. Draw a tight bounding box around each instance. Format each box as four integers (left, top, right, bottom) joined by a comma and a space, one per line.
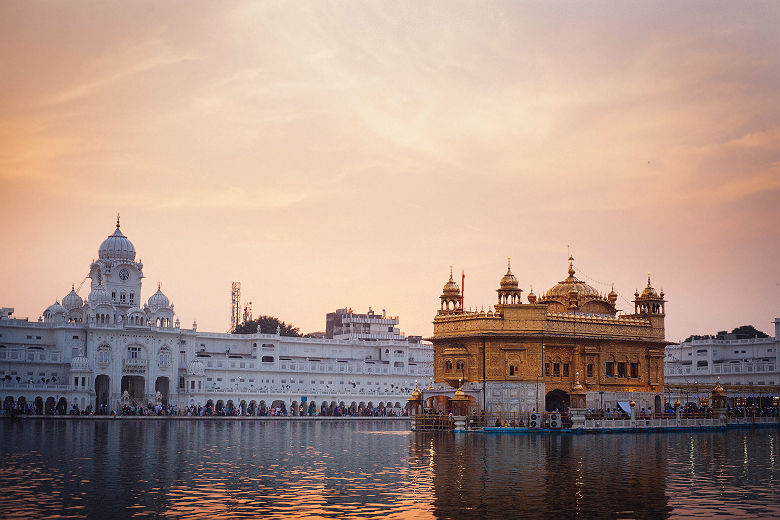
62, 286, 83, 310
70, 355, 91, 371
147, 284, 170, 311
98, 223, 136, 261
89, 284, 110, 305
187, 359, 205, 376
45, 300, 66, 316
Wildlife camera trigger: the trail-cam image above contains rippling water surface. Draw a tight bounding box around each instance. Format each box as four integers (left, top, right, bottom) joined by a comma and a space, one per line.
0, 420, 778, 519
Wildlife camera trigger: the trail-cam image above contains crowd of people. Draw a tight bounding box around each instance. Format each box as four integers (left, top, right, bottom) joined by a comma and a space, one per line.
1, 401, 410, 418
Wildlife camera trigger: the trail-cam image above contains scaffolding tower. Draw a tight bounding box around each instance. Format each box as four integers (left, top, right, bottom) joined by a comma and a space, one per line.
230, 282, 241, 332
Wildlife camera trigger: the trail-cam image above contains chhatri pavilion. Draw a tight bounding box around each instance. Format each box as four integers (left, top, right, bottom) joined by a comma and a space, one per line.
418, 256, 669, 414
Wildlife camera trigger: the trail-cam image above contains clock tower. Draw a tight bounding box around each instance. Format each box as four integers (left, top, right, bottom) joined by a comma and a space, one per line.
89, 215, 144, 310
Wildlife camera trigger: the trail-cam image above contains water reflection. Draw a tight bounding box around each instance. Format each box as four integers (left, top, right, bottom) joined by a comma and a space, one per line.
0, 420, 777, 519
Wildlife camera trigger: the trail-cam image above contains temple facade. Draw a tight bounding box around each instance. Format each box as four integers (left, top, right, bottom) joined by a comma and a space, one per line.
425, 257, 669, 414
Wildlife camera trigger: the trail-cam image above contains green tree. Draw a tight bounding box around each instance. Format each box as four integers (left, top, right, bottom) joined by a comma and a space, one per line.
683, 324, 768, 342
233, 315, 301, 336
729, 325, 769, 339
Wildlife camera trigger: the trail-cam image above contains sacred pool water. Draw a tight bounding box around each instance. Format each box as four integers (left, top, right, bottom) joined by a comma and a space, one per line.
0, 420, 777, 519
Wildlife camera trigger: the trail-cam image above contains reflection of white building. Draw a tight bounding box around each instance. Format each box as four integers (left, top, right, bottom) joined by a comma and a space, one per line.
664, 320, 779, 390
0, 219, 433, 414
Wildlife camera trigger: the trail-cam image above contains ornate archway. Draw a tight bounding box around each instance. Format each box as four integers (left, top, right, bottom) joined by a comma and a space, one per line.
545, 389, 570, 412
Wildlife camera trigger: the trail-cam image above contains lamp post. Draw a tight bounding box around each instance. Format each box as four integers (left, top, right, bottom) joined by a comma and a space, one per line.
599, 390, 604, 411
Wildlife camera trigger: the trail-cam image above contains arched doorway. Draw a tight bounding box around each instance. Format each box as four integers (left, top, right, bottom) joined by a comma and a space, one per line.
155, 377, 169, 405
121, 375, 146, 402
654, 395, 662, 415
95, 375, 110, 412
45, 397, 55, 414
56, 397, 67, 414
33, 397, 43, 414
545, 389, 570, 412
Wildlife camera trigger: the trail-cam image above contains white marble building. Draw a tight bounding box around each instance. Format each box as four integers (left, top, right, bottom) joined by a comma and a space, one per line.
664, 319, 779, 400
0, 219, 433, 414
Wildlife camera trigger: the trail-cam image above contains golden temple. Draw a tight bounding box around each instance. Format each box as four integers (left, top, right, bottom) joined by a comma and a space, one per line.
425, 256, 669, 414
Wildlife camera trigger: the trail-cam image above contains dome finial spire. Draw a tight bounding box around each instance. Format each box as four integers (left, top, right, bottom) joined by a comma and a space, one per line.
116, 213, 120, 229
449, 265, 453, 280
647, 272, 651, 287
568, 250, 575, 276
158, 281, 161, 291
507, 257, 511, 272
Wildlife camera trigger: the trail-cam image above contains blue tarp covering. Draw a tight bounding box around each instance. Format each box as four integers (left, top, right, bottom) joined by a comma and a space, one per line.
618, 401, 631, 414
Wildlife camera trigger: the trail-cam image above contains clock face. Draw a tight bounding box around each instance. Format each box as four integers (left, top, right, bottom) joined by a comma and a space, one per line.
119, 268, 129, 281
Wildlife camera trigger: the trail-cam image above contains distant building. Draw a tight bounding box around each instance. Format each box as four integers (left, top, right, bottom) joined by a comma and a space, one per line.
0, 219, 433, 415
664, 320, 779, 389
425, 258, 669, 414
325, 307, 404, 341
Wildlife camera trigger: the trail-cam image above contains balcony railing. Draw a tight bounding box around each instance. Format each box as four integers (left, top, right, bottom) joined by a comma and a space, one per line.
122, 358, 148, 370
0, 382, 70, 391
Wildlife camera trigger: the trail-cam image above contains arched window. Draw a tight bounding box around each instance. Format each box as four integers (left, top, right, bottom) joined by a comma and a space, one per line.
158, 348, 171, 367
97, 345, 111, 366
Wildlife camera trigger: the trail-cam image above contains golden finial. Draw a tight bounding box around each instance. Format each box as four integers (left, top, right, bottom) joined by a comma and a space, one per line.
647, 272, 651, 286
449, 265, 453, 279
568, 251, 575, 276
116, 213, 120, 229
507, 257, 511, 272
157, 282, 161, 291
72, 283, 75, 291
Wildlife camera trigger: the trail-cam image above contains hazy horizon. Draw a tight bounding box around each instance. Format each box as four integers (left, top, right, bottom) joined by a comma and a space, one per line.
1, 2, 778, 341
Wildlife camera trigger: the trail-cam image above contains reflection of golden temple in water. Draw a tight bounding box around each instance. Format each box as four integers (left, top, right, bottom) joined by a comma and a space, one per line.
422, 256, 670, 414
410, 431, 672, 519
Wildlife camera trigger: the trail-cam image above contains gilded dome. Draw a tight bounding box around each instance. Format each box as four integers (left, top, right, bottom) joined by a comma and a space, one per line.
98, 217, 136, 261
409, 384, 422, 401
62, 285, 83, 310
499, 258, 519, 289
640, 274, 658, 298
452, 386, 469, 401
542, 257, 599, 300
442, 269, 460, 296
527, 286, 537, 304
608, 285, 618, 303
147, 283, 170, 311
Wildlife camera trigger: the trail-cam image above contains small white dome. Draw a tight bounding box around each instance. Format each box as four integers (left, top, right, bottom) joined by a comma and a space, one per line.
45, 300, 66, 316
147, 284, 170, 311
98, 219, 136, 261
89, 284, 110, 305
187, 359, 205, 376
70, 355, 91, 371
62, 286, 83, 310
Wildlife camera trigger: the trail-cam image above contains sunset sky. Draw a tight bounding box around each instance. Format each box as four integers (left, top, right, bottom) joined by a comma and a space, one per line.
1, 2, 778, 341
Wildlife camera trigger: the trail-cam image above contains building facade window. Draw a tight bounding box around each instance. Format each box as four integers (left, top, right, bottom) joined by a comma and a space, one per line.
606, 362, 614, 377
587, 363, 593, 378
